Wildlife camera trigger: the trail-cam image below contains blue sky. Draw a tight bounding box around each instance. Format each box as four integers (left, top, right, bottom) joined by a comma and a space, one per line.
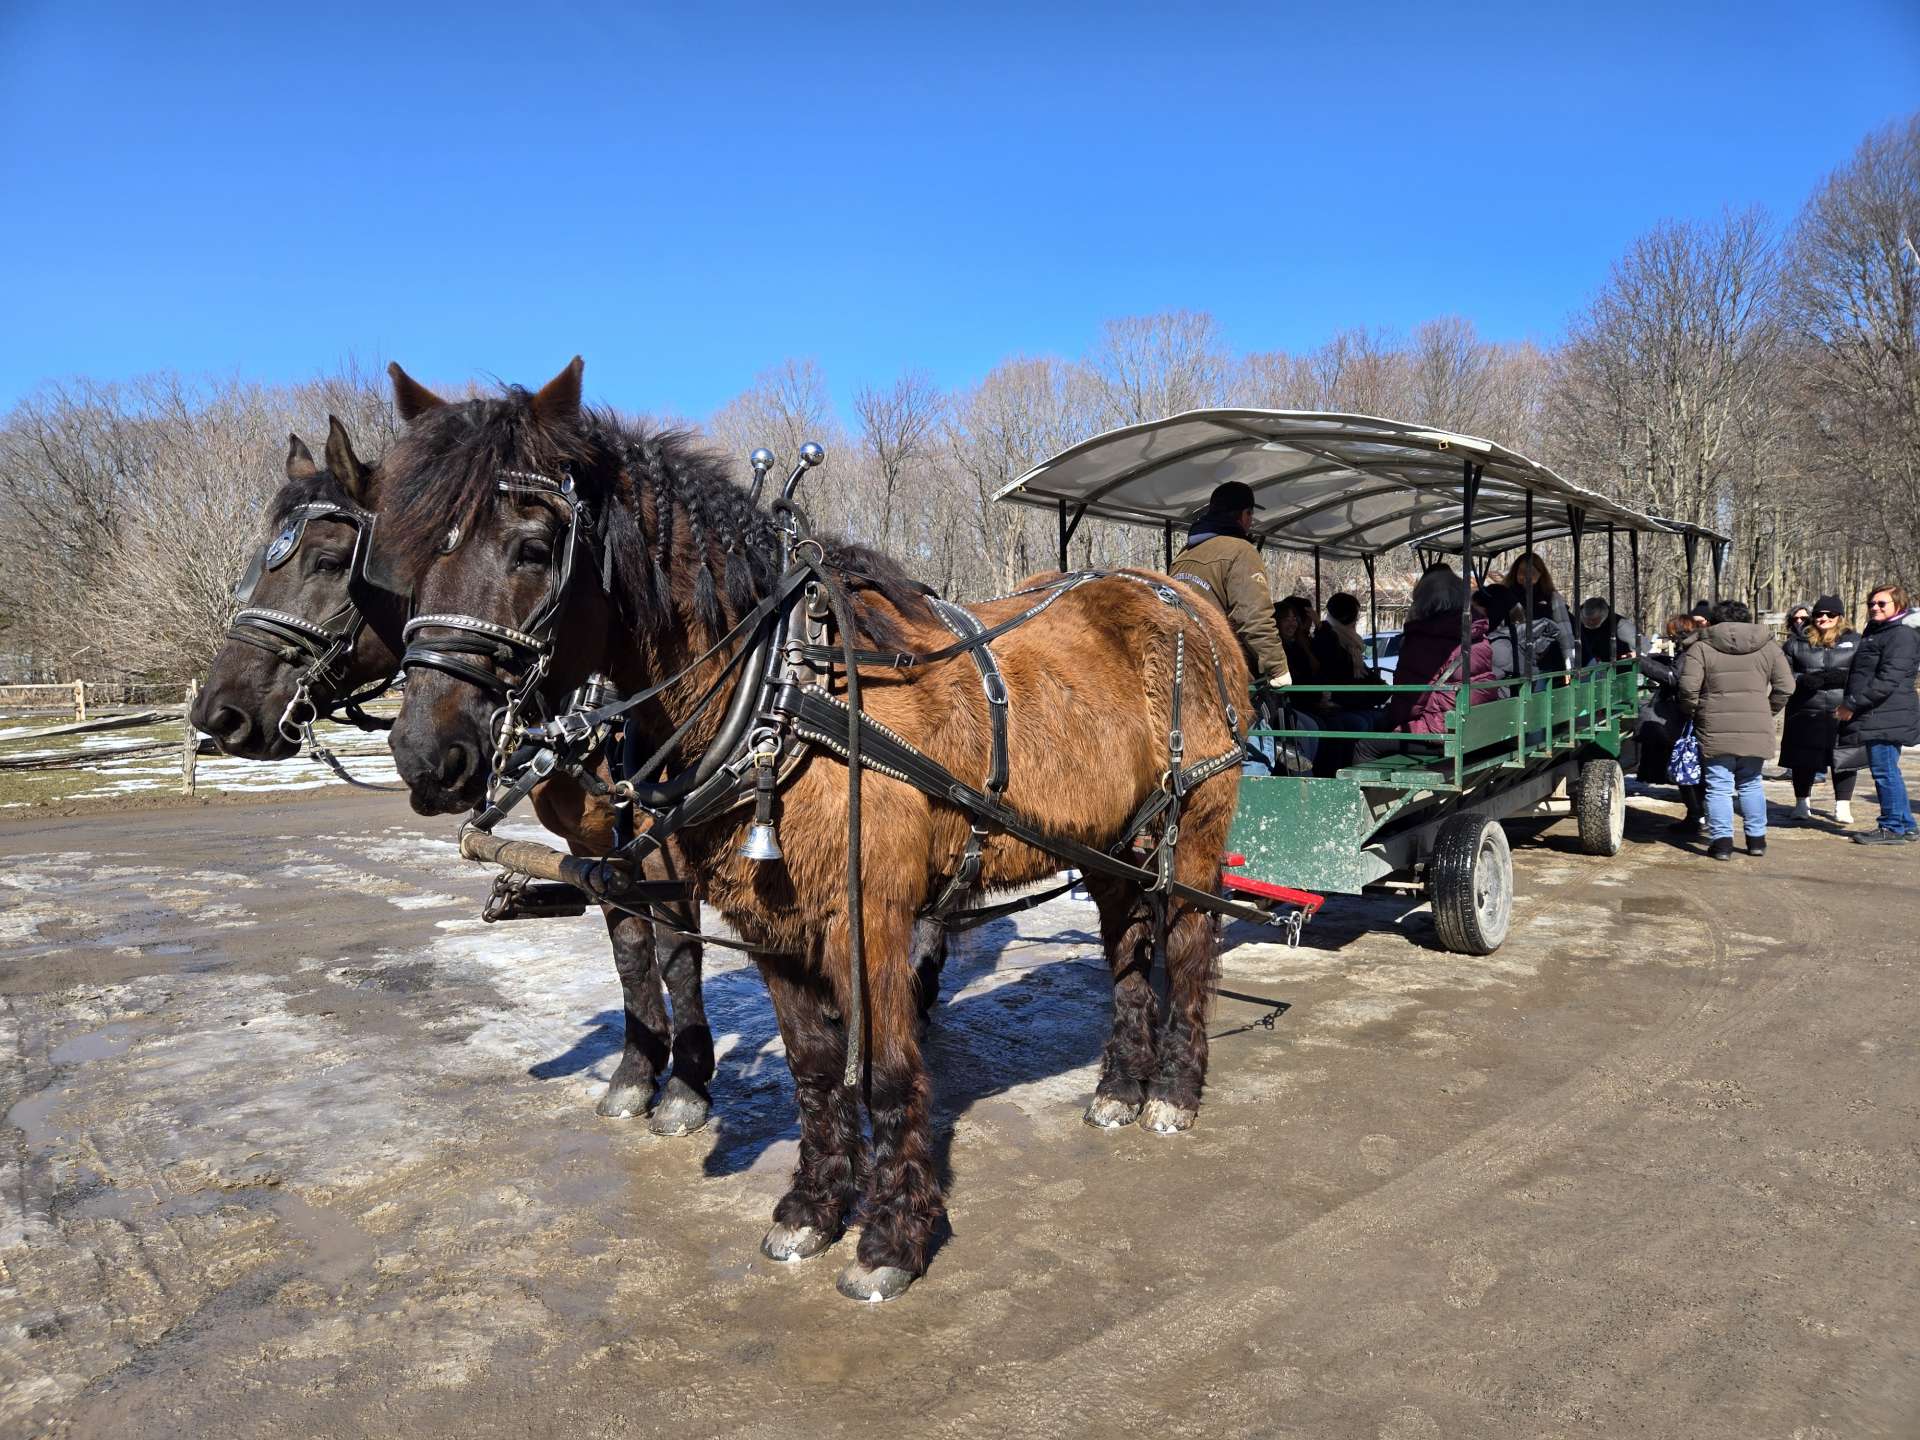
2, 2, 1915, 418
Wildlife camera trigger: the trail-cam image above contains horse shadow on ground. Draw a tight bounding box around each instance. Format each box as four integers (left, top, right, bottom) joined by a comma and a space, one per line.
522, 907, 1119, 1185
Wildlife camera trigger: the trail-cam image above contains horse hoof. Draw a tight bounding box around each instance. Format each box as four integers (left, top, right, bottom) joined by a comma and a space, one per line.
836, 1261, 916, 1302
1084, 1095, 1141, 1129
596, 1083, 651, 1119
648, 1091, 710, 1137
761, 1223, 836, 1263
1142, 1098, 1196, 1134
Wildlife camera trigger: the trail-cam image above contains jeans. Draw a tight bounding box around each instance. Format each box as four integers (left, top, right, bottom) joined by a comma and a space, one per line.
1244, 710, 1318, 775
1703, 754, 1766, 841
1868, 743, 1916, 835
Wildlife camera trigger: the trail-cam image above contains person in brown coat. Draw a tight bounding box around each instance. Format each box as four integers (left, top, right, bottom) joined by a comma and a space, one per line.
1170, 481, 1290, 684
1172, 480, 1293, 774
1679, 600, 1794, 860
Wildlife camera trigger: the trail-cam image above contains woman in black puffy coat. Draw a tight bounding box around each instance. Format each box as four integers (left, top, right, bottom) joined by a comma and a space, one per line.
1638, 612, 1708, 831
1780, 595, 1861, 824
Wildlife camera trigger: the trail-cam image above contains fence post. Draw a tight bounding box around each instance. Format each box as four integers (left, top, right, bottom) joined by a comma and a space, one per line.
182, 680, 198, 796
73, 679, 86, 723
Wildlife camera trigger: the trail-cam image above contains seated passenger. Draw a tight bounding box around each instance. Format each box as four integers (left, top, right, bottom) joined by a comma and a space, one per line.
1306, 591, 1383, 775
1310, 592, 1370, 687
1355, 567, 1498, 762
1390, 566, 1500, 732
1471, 583, 1522, 683
1578, 596, 1642, 665
1274, 595, 1319, 690
1506, 552, 1575, 672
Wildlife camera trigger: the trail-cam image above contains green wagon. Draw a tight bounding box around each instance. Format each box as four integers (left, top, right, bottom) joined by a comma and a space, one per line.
998, 411, 1730, 954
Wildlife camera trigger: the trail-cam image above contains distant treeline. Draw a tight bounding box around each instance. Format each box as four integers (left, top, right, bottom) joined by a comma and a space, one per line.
2, 116, 1912, 683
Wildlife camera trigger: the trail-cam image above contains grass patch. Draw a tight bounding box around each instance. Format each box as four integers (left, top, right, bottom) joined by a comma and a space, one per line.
0, 709, 400, 811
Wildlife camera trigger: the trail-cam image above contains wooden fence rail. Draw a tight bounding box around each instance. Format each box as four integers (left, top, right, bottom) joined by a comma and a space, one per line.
0, 681, 182, 717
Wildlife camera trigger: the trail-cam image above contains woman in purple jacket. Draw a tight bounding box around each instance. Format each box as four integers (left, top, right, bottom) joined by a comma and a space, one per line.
1356, 567, 1497, 761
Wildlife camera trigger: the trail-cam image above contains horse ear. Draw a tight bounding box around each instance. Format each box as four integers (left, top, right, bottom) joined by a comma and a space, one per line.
531, 355, 585, 427
325, 415, 371, 505
388, 361, 448, 421
286, 433, 319, 481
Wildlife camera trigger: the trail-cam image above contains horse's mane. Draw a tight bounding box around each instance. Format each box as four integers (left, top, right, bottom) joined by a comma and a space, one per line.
378, 385, 932, 646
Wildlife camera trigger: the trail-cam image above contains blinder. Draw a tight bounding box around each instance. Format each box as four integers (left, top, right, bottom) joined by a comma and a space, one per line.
233, 501, 373, 604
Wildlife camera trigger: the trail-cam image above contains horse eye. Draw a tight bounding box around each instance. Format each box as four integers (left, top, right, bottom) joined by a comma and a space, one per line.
515, 537, 554, 568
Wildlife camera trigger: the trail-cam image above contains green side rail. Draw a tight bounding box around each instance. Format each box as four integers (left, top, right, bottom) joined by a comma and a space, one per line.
1228, 661, 1641, 895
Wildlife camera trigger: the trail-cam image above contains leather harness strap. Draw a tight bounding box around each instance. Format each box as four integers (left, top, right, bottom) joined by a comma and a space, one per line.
924, 596, 1009, 917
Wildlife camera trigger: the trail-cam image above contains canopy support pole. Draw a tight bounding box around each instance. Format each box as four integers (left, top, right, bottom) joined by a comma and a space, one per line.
1057, 500, 1087, 572
1607, 526, 1618, 618
1712, 540, 1727, 603
1313, 546, 1322, 615
1684, 532, 1699, 610
1523, 492, 1536, 684
1364, 556, 1378, 646
1630, 530, 1643, 648
1459, 460, 1481, 749
1163, 519, 1174, 573
1569, 506, 1586, 670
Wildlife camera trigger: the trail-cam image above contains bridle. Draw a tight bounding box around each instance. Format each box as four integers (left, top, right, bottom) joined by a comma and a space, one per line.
395, 468, 611, 798
227, 499, 395, 746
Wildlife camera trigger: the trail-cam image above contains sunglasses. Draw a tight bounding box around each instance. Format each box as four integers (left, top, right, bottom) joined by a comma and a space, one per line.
1812, 610, 1840, 619
1869, 599, 1896, 610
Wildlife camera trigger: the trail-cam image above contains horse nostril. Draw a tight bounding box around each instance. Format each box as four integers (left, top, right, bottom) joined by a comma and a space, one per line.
207, 704, 253, 746
438, 742, 477, 791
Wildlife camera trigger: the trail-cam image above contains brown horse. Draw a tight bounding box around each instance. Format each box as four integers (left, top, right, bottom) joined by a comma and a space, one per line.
193, 418, 716, 1133
376, 358, 1248, 1301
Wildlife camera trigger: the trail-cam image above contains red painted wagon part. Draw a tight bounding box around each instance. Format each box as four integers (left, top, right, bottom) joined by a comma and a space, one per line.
1219, 853, 1325, 914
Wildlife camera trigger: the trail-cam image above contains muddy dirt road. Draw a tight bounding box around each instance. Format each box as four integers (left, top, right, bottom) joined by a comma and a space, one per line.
3, 785, 1916, 1438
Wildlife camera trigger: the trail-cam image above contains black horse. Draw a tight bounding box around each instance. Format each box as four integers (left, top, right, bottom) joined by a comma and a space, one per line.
194, 418, 718, 1133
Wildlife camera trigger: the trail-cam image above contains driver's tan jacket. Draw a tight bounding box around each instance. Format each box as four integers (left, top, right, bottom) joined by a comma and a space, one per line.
1171, 534, 1290, 682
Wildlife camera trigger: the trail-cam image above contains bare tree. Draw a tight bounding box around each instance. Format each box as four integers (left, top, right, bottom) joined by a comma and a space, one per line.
1783, 113, 1920, 572
945, 357, 1093, 592
1409, 316, 1498, 433
1083, 311, 1233, 426
852, 370, 946, 555
1546, 208, 1780, 615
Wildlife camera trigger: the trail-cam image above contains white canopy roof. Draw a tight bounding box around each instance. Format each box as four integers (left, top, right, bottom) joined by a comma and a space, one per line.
995, 409, 1686, 561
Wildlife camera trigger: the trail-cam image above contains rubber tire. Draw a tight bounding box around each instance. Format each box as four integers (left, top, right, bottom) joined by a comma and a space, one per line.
1575, 756, 1626, 857
1429, 813, 1513, 955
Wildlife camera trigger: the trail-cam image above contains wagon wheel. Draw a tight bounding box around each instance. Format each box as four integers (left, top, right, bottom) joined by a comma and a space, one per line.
1429, 812, 1513, 955
1574, 755, 1626, 857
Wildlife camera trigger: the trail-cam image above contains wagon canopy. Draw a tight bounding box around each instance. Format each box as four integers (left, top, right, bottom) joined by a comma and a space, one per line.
995, 410, 1696, 561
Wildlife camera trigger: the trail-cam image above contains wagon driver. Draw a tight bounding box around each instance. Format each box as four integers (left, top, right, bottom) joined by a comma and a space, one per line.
1170, 480, 1292, 690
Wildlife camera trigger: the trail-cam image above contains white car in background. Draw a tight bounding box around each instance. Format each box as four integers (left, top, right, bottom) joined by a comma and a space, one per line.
1364, 629, 1403, 681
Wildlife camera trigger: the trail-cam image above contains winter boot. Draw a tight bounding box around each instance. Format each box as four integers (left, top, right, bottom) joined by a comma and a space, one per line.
1708, 836, 1735, 861
1790, 798, 1811, 822
1834, 800, 1853, 825
1746, 836, 1766, 857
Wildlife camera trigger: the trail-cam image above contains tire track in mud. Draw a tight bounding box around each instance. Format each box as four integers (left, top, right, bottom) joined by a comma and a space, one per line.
928, 854, 1812, 1436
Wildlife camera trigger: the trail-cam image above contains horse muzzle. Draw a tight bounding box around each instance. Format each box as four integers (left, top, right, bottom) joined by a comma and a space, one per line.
192, 679, 300, 761
391, 731, 487, 815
